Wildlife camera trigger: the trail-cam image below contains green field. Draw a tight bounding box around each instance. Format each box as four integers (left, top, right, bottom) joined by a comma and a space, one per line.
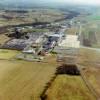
88, 15, 100, 20
22, 28, 49, 33
0, 49, 19, 59
46, 75, 95, 100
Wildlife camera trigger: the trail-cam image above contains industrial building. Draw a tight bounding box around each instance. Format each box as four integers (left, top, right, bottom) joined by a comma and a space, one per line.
2, 32, 44, 50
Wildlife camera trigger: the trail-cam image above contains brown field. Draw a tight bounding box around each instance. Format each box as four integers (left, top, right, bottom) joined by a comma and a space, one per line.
0, 34, 10, 45
78, 48, 100, 66
0, 9, 65, 27
82, 21, 100, 48
78, 48, 100, 98
65, 27, 78, 35
83, 67, 100, 97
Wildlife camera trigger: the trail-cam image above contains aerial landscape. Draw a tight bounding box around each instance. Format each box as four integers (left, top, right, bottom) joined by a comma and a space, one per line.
0, 0, 100, 100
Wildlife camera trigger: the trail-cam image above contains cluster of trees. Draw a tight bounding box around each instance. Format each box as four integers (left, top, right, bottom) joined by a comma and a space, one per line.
56, 64, 80, 75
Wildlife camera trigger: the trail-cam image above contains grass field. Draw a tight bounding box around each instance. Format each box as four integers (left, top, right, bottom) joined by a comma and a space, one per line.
46, 75, 95, 100
87, 15, 100, 21
0, 49, 19, 59
0, 53, 57, 100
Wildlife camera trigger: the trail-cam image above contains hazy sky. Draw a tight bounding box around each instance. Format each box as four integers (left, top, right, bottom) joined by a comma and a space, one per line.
1, 0, 100, 5
48, 0, 100, 5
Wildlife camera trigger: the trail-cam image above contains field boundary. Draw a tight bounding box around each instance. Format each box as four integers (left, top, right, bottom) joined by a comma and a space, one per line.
40, 74, 57, 100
